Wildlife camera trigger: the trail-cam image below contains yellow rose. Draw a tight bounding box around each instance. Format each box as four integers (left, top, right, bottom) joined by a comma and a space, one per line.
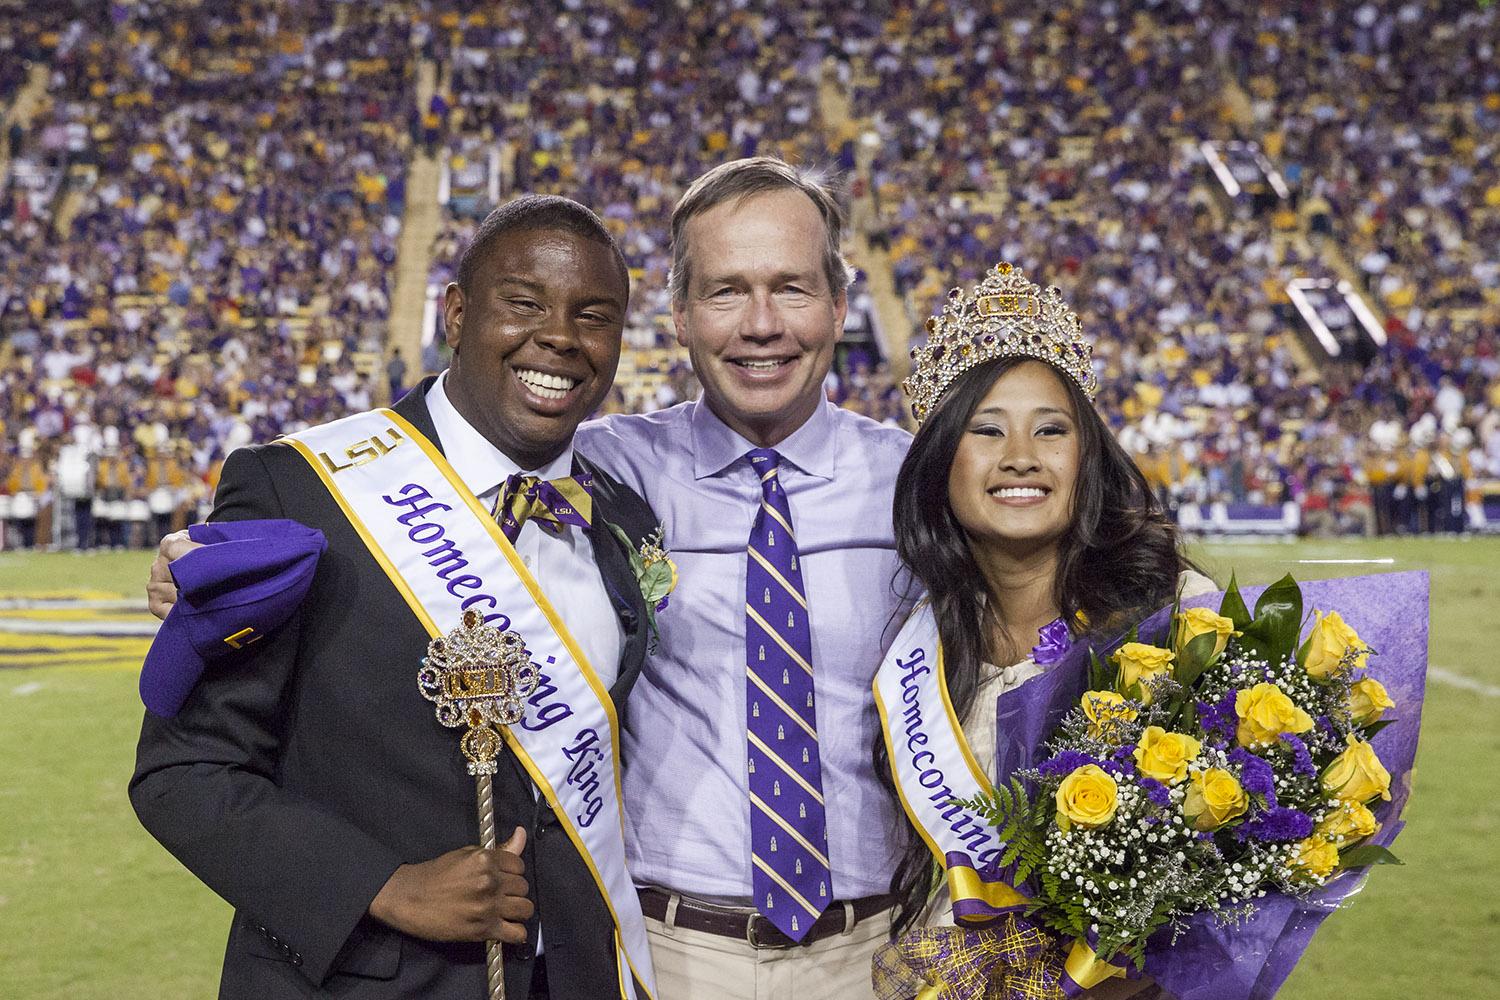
1315, 799, 1380, 845
1115, 642, 1175, 703
1288, 836, 1340, 880
1304, 610, 1370, 680
1176, 607, 1236, 661
1322, 735, 1392, 803
1182, 767, 1250, 831
1055, 764, 1119, 830
1133, 726, 1202, 785
1348, 677, 1395, 727
1234, 682, 1315, 748
1081, 690, 1138, 739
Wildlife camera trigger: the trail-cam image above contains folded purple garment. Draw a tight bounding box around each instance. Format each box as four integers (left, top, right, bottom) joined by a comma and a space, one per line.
140, 519, 327, 717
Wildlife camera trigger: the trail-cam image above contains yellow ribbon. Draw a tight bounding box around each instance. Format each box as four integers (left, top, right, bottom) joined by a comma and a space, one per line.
946, 862, 1031, 924
1062, 938, 1128, 991
873, 920, 1069, 1000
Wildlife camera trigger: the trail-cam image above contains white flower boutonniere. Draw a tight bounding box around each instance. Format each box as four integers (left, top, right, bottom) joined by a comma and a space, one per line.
606, 523, 677, 646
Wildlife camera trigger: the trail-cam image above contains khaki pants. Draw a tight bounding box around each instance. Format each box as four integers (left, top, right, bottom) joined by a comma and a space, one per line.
645, 906, 891, 1000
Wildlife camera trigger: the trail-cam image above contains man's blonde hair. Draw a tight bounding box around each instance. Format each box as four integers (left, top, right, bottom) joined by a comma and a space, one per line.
668, 157, 855, 304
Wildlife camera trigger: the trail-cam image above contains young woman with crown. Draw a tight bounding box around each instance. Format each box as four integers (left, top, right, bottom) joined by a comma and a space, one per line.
870, 263, 1214, 1000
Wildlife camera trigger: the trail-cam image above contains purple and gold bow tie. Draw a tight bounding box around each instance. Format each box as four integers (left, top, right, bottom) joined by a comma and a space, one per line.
491, 472, 593, 544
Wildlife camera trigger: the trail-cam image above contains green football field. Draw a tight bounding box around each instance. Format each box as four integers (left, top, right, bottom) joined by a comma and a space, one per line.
1, 538, 1494, 998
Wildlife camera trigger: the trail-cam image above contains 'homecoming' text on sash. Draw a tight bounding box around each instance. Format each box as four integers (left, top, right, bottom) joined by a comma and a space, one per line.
872, 603, 1029, 920
285, 409, 655, 1000
873, 604, 1129, 993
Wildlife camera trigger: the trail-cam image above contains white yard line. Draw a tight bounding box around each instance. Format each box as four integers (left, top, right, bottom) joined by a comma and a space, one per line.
0, 619, 159, 637
11, 682, 43, 696
0, 598, 150, 611
1294, 559, 1397, 565
1430, 666, 1500, 699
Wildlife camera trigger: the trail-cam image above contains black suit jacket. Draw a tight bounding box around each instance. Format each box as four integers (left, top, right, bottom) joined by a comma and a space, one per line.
131, 381, 658, 999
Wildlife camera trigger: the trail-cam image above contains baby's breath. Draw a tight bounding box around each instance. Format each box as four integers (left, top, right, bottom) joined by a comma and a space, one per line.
983, 577, 1395, 968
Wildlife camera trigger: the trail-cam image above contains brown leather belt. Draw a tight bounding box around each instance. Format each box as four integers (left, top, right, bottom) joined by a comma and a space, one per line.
637, 886, 896, 950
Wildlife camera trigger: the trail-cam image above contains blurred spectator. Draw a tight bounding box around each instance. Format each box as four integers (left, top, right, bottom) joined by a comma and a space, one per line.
386, 347, 409, 401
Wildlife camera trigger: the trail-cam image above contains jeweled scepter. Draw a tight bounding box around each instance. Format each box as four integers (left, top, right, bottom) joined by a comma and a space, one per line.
418, 609, 540, 1000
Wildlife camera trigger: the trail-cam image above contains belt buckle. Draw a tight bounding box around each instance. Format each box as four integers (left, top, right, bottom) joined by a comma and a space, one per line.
745, 914, 797, 951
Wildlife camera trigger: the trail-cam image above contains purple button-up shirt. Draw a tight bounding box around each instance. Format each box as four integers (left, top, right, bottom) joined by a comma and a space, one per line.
576, 398, 914, 901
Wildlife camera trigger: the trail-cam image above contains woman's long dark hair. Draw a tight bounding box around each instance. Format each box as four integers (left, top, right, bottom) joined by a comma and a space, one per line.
877, 356, 1190, 935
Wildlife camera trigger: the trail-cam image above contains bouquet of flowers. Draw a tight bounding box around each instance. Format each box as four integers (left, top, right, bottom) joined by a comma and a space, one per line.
967, 571, 1425, 999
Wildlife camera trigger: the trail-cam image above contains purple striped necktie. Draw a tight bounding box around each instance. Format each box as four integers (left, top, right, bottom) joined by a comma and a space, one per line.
743, 448, 831, 942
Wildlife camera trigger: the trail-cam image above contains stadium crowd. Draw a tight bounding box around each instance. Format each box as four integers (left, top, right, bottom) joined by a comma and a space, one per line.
846, 0, 1497, 534
1, 0, 414, 548
1, 0, 1495, 550
1225, 0, 1500, 533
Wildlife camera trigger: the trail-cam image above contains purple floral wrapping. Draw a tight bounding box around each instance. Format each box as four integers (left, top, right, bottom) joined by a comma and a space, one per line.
993, 572, 1429, 1000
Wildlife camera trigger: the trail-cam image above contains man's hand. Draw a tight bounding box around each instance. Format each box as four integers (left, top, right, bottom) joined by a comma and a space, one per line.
368, 827, 534, 944
147, 529, 203, 620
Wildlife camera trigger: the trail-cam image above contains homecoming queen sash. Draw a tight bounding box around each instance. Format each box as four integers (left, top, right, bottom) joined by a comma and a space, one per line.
872, 603, 1028, 923
872, 603, 1124, 995
286, 409, 655, 1000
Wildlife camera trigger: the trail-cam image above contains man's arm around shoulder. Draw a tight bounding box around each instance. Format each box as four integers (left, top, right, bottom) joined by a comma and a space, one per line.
130, 445, 409, 986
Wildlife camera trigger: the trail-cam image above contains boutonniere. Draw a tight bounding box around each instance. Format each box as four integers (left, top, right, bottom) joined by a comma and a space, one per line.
606, 522, 677, 647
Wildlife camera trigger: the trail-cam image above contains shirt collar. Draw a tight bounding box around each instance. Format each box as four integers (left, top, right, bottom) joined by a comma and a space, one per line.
689, 395, 837, 482
425, 371, 575, 496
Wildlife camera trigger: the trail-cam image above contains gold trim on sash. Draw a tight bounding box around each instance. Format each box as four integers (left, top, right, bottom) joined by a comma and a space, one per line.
871, 609, 997, 869
872, 673, 948, 865
872, 607, 1030, 906
935, 643, 997, 804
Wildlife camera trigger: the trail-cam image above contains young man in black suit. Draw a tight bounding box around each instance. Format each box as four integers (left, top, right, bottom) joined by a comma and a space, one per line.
131, 197, 659, 999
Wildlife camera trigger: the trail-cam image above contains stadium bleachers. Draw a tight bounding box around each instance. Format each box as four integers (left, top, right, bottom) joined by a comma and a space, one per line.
1, 0, 1495, 550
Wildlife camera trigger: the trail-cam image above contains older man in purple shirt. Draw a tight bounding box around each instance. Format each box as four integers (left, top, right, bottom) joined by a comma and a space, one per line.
577, 157, 913, 999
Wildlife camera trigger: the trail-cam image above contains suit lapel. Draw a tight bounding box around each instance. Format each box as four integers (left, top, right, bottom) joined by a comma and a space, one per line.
579, 463, 649, 710
390, 376, 443, 455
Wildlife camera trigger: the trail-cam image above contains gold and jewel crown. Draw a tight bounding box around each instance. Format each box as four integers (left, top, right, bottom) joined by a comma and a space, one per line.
901, 262, 1098, 423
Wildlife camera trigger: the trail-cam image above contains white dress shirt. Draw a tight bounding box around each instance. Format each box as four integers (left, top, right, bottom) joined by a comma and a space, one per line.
425, 372, 623, 692
426, 374, 624, 957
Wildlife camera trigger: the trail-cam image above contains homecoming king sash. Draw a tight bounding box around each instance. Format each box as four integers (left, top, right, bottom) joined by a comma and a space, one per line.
872, 603, 1124, 995
286, 409, 656, 999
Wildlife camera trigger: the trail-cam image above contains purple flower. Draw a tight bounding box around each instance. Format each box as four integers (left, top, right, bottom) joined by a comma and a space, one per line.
1038, 750, 1100, 777
1198, 689, 1239, 741
1278, 733, 1316, 777
1228, 748, 1278, 809
1237, 807, 1313, 843
1138, 777, 1172, 807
